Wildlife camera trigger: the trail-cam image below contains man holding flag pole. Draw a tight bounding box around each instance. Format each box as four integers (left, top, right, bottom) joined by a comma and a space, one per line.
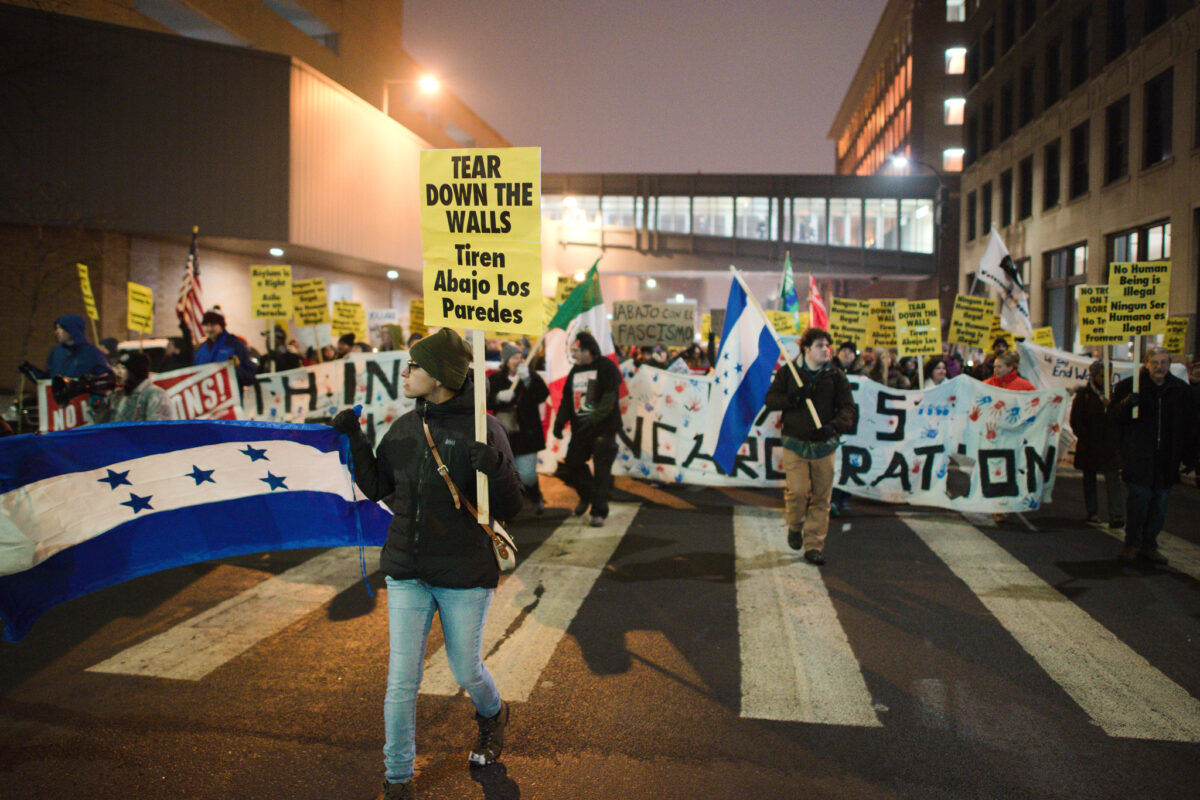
705, 267, 857, 565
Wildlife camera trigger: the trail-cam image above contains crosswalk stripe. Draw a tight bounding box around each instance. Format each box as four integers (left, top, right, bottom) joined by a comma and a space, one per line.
734, 506, 882, 726
87, 547, 379, 680
902, 516, 1200, 742
419, 502, 639, 702
1089, 523, 1200, 583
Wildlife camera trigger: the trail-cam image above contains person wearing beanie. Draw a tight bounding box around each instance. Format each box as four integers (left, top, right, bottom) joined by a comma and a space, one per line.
488, 341, 550, 514
552, 330, 623, 527
331, 326, 523, 798
336, 332, 356, 358
193, 307, 256, 387
833, 340, 863, 376
18, 314, 112, 382
92, 350, 173, 423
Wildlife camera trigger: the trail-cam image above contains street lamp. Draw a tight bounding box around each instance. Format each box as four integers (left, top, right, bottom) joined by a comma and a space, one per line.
382, 74, 440, 115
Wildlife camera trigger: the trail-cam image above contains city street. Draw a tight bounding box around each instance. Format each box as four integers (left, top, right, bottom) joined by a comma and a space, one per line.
3, 472, 1199, 800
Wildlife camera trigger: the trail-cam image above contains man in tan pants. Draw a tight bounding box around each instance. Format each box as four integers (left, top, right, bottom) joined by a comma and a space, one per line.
764, 328, 859, 565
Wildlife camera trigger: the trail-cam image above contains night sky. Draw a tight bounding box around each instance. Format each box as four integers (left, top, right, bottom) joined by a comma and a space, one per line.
403, 0, 890, 175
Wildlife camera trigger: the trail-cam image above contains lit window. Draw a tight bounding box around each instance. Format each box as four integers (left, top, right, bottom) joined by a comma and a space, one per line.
947, 0, 966, 24
945, 47, 967, 74
944, 98, 966, 125
943, 148, 965, 172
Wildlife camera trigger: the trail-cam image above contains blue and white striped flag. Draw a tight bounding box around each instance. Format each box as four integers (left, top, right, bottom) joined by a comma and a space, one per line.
0, 420, 390, 641
704, 275, 779, 475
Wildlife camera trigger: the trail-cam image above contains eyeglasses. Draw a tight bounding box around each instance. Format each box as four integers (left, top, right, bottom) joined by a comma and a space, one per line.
404, 360, 422, 374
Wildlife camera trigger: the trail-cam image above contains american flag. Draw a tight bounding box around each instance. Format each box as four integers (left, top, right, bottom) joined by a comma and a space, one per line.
176, 225, 204, 344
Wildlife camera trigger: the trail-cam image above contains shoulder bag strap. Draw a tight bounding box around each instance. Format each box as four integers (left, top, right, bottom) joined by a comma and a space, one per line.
422, 420, 461, 509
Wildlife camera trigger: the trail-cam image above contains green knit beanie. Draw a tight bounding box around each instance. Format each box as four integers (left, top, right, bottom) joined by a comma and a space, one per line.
409, 328, 472, 390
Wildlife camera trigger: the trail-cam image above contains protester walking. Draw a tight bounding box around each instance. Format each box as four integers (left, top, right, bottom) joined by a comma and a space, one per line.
763, 327, 859, 565
332, 328, 524, 800
552, 331, 622, 527
867, 347, 910, 390
488, 342, 550, 514
829, 339, 863, 516
1070, 361, 1123, 527
924, 356, 949, 386
1109, 347, 1198, 565
983, 349, 1034, 391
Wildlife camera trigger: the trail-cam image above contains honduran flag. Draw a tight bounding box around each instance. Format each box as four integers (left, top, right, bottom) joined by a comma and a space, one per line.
0, 420, 391, 641
703, 271, 779, 475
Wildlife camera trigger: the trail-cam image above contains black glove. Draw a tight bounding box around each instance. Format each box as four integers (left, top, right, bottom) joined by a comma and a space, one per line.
1126, 392, 1139, 408
814, 423, 836, 440
469, 441, 504, 477
787, 381, 812, 408
331, 408, 362, 437
553, 424, 565, 439
17, 361, 41, 381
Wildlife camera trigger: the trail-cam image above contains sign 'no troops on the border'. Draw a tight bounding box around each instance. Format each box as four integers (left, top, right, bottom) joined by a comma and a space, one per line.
420, 148, 542, 336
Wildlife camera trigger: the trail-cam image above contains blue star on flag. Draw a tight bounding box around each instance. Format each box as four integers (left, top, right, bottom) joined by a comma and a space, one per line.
240, 444, 269, 462
97, 469, 131, 490
188, 466, 215, 485
121, 493, 153, 513
260, 472, 288, 491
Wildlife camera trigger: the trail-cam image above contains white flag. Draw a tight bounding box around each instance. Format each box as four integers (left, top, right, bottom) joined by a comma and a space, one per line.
977, 228, 1033, 337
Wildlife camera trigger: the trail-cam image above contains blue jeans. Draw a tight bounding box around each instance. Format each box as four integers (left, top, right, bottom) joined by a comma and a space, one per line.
1123, 483, 1170, 552
383, 577, 502, 783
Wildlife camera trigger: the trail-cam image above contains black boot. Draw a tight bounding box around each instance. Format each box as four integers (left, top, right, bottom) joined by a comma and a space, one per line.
469, 702, 509, 766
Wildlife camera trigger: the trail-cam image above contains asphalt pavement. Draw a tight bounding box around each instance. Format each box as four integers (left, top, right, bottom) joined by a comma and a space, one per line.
2, 471, 1199, 800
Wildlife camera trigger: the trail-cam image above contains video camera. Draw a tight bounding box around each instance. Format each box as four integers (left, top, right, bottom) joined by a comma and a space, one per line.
51, 372, 116, 405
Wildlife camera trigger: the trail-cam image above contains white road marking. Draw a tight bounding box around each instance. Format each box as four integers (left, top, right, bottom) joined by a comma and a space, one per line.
1091, 524, 1200, 583
734, 506, 881, 726
88, 547, 378, 681
420, 503, 639, 702
901, 516, 1200, 742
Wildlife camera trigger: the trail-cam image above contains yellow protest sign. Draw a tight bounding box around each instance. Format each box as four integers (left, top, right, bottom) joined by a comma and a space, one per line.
332, 300, 367, 343
796, 311, 811, 333
542, 297, 559, 326
828, 297, 869, 346
947, 294, 995, 348
1163, 317, 1189, 354
865, 299, 898, 348
250, 264, 293, 320
766, 310, 796, 334
1105, 261, 1170, 336
701, 313, 711, 339
1030, 326, 1056, 348
409, 299, 428, 338
987, 315, 1019, 345
126, 282, 154, 333
77, 263, 99, 322
292, 278, 330, 326
420, 147, 542, 335
894, 299, 942, 358
1077, 285, 1124, 346
555, 276, 578, 305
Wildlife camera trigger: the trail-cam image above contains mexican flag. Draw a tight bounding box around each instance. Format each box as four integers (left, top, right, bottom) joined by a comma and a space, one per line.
544, 258, 618, 417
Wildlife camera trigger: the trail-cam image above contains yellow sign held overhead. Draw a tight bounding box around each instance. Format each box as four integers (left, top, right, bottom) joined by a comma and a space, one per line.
865, 299, 898, 348
1077, 285, 1125, 346
251, 265, 294, 320
1105, 261, 1170, 336
947, 294, 995, 348
1163, 317, 1189, 354
332, 300, 367, 343
292, 278, 330, 326
828, 298, 870, 347
126, 282, 154, 333
555, 276, 579, 306
894, 299, 942, 358
409, 299, 428, 338
1031, 326, 1056, 348
77, 263, 99, 322
420, 147, 543, 335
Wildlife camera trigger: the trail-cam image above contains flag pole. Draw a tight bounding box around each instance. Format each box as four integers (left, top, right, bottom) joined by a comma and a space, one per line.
1131, 336, 1141, 420
471, 328, 490, 524
729, 266, 821, 428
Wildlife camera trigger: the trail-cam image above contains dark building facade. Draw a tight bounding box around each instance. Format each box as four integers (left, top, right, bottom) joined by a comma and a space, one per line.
958, 0, 1199, 355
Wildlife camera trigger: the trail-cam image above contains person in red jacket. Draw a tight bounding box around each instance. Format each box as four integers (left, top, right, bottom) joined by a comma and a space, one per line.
983, 349, 1035, 391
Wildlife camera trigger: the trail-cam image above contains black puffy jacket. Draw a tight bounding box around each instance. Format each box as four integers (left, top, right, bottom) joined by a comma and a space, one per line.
345, 379, 523, 588
1109, 371, 1198, 489
487, 368, 550, 455
763, 360, 858, 440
